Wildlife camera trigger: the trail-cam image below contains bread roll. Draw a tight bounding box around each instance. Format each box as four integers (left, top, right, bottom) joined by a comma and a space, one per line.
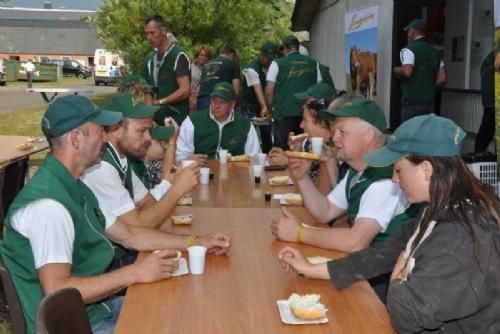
231, 154, 250, 162
287, 151, 320, 160
290, 133, 309, 141
270, 176, 290, 185
288, 293, 327, 320
307, 256, 331, 264
16, 143, 33, 151
177, 196, 193, 206
172, 214, 193, 225
283, 193, 302, 206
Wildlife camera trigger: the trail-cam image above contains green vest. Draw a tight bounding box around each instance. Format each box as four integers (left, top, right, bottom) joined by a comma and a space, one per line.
344, 166, 420, 245
274, 51, 318, 120
240, 58, 267, 115
400, 39, 440, 105
142, 44, 189, 126
0, 154, 115, 334
190, 109, 251, 159
198, 56, 241, 97
101, 143, 134, 198
129, 157, 152, 190
319, 63, 336, 93
480, 51, 494, 107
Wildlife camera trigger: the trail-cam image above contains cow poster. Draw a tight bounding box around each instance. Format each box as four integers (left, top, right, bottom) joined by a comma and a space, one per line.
345, 5, 378, 100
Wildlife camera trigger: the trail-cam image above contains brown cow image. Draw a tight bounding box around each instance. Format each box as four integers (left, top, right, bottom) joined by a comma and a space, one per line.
350, 46, 377, 99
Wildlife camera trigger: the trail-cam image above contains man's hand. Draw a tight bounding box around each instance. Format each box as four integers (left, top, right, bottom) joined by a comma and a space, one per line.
259, 106, 270, 119
285, 151, 312, 181
187, 154, 208, 166
171, 163, 200, 196
271, 207, 301, 242
164, 117, 180, 139
197, 232, 231, 255
132, 249, 179, 283
390, 251, 408, 281
277, 246, 311, 275
268, 147, 288, 166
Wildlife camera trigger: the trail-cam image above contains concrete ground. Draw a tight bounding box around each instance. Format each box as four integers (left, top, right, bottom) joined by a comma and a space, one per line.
0, 80, 116, 114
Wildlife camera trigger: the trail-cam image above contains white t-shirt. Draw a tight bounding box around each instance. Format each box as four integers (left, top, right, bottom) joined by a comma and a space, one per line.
10, 199, 113, 269
81, 143, 149, 227
24, 61, 35, 72
176, 109, 262, 161
327, 172, 409, 231
242, 68, 262, 87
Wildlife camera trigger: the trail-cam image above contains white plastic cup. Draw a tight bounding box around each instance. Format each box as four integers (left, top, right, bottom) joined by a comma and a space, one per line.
219, 149, 228, 164
182, 160, 196, 169
311, 137, 324, 155
200, 167, 210, 185
257, 153, 267, 166
252, 164, 263, 178
188, 246, 207, 275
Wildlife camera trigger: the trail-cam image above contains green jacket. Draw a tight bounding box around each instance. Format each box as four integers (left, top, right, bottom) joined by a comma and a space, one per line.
345, 166, 420, 245
273, 51, 318, 120
0, 154, 115, 334
190, 109, 251, 159
240, 58, 267, 115
400, 38, 440, 105
142, 44, 190, 125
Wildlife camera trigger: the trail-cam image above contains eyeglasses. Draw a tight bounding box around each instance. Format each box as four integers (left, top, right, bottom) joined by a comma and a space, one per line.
305, 98, 330, 111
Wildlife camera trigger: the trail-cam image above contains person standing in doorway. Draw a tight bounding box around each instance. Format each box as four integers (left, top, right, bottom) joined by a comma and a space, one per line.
393, 19, 440, 122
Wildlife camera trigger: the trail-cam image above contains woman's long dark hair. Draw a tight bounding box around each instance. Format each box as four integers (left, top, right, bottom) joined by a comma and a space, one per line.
407, 156, 500, 263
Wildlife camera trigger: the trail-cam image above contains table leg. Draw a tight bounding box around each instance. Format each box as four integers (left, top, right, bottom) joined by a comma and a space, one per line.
41, 92, 59, 104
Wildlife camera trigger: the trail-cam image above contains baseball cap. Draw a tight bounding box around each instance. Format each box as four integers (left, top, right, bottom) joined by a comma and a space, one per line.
260, 41, 278, 61
364, 114, 466, 167
41, 95, 122, 137
103, 92, 159, 119
319, 96, 386, 131
294, 83, 336, 100
210, 82, 235, 101
282, 34, 300, 47
404, 19, 426, 32
150, 125, 174, 142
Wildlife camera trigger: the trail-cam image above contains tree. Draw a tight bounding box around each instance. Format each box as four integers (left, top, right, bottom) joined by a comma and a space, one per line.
94, 0, 294, 74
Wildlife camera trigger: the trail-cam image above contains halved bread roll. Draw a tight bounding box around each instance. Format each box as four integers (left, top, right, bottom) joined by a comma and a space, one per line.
231, 154, 250, 162
288, 293, 327, 320
307, 256, 332, 265
290, 133, 309, 141
16, 143, 33, 151
270, 176, 290, 185
177, 196, 193, 206
287, 151, 320, 161
172, 214, 193, 225
283, 193, 302, 206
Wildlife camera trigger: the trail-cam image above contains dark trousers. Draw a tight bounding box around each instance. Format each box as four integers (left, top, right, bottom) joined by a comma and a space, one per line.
27, 72, 33, 88
273, 116, 303, 150
475, 106, 495, 152
401, 103, 434, 123
258, 125, 273, 153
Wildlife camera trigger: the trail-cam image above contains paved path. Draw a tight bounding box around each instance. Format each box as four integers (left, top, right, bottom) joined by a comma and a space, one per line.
0, 82, 116, 114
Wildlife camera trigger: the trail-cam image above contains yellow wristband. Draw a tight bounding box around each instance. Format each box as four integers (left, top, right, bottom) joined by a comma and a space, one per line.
296, 226, 305, 243
186, 235, 197, 248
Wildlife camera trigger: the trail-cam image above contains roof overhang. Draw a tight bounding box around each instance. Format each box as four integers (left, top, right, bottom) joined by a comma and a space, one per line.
291, 0, 321, 31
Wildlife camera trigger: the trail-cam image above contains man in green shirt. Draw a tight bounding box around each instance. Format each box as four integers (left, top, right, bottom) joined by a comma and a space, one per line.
198, 43, 241, 110
0, 95, 212, 333
393, 19, 441, 122
265, 35, 321, 149
142, 15, 190, 126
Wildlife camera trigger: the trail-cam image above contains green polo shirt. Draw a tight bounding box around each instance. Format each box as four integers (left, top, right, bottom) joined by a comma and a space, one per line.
199, 56, 241, 97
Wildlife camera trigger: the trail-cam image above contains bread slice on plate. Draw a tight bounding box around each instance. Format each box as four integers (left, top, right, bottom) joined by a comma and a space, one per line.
283, 193, 303, 206
172, 214, 193, 225
288, 293, 327, 320
270, 175, 290, 185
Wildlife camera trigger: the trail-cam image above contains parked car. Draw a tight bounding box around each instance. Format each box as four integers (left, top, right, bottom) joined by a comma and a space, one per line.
62, 60, 92, 79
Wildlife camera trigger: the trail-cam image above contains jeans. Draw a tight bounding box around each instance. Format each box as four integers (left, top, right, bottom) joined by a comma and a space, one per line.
273, 116, 303, 150
400, 103, 434, 123
91, 296, 124, 334
475, 106, 495, 152
27, 72, 33, 88
197, 95, 210, 111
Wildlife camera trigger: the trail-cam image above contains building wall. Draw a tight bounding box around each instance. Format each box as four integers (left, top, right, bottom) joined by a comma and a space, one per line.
307, 0, 393, 120
0, 53, 91, 66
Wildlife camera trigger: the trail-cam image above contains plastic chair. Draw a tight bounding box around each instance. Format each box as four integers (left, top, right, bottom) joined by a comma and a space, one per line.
0, 256, 25, 334
35, 287, 91, 334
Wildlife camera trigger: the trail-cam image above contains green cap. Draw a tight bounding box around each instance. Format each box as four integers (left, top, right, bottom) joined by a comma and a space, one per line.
294, 83, 336, 100
210, 82, 235, 101
319, 96, 386, 131
41, 95, 122, 137
103, 92, 159, 119
365, 114, 466, 167
260, 41, 278, 61
119, 75, 150, 90
404, 19, 426, 32
282, 34, 300, 47
150, 125, 174, 142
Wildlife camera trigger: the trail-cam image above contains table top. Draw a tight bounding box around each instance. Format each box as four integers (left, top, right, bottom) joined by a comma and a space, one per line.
115, 207, 395, 334
0, 135, 49, 167
25, 87, 93, 94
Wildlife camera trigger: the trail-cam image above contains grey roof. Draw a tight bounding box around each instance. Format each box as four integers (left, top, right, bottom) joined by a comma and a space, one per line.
0, 7, 102, 55
291, 0, 321, 31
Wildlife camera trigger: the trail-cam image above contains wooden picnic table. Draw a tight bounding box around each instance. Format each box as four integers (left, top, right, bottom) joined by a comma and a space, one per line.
25, 87, 93, 104
114, 161, 395, 334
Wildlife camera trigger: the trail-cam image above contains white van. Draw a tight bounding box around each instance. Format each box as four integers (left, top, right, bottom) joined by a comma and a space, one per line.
94, 49, 124, 86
